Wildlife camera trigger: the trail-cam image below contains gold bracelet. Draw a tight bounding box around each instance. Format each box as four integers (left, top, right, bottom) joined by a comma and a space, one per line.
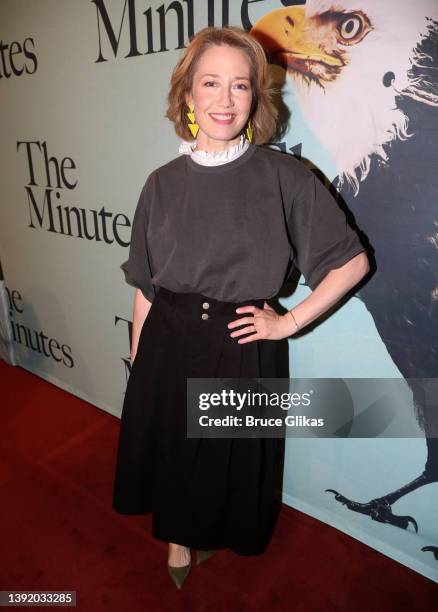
287, 309, 300, 333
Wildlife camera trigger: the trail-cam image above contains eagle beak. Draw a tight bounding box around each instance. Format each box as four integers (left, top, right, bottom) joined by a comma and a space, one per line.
251, 7, 343, 71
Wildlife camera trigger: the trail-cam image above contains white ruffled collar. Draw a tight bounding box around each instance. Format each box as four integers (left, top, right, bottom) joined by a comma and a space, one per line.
178, 134, 250, 166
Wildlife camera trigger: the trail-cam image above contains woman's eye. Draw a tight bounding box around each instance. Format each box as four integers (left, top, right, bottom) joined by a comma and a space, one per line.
202, 81, 249, 90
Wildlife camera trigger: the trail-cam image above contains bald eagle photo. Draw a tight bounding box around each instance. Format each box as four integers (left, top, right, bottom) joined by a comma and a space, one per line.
251, 0, 438, 561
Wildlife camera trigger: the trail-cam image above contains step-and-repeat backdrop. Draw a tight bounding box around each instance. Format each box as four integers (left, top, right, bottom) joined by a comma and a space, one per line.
1, 0, 437, 583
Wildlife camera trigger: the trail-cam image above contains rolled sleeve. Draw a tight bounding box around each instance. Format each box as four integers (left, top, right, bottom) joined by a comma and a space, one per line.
120, 178, 156, 302
288, 172, 365, 290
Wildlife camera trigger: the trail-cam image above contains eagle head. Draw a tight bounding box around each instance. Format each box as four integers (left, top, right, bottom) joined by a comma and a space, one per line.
250, 1, 438, 194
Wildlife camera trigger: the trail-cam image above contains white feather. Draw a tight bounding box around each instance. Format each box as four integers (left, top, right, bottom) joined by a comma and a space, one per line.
288, 1, 438, 194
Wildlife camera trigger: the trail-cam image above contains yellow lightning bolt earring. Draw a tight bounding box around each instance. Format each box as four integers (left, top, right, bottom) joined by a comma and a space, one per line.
186, 102, 199, 138
245, 117, 253, 143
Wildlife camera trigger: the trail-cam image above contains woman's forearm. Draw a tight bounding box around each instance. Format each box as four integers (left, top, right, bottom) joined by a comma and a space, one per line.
131, 289, 152, 361
287, 252, 369, 333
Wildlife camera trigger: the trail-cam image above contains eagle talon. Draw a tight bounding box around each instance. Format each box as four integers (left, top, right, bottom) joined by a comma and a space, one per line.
421, 546, 438, 561
325, 489, 418, 532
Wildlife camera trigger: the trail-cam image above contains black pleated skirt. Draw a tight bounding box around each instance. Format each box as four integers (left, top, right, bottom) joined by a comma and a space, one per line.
112, 286, 282, 556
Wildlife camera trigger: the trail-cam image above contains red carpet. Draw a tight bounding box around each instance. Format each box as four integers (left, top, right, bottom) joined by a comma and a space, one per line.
1, 360, 436, 611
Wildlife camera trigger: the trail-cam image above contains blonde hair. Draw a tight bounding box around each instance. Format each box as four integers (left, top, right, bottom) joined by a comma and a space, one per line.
165, 26, 279, 144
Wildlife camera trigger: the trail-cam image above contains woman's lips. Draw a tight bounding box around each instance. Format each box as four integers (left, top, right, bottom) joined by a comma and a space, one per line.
209, 113, 235, 125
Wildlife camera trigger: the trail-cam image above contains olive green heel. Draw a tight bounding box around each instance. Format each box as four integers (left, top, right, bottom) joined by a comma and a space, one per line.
195, 549, 217, 565
167, 559, 192, 590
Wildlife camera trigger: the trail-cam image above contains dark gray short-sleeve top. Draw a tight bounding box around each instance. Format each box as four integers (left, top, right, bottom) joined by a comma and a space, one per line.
121, 143, 365, 303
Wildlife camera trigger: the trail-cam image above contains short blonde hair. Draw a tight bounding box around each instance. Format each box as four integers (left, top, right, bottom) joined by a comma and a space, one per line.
165, 26, 279, 145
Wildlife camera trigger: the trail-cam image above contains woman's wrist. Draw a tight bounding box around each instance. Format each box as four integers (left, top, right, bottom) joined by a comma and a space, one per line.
284, 309, 300, 335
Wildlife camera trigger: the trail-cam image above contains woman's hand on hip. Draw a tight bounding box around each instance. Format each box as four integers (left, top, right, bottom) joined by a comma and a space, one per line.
228, 302, 297, 343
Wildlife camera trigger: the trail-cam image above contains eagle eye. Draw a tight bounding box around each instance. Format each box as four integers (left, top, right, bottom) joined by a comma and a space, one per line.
337, 13, 368, 44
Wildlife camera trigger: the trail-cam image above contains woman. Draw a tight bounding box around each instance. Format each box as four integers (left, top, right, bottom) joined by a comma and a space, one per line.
112, 26, 369, 590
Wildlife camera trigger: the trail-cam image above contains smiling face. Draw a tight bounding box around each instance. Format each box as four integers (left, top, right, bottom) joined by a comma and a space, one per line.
185, 44, 253, 152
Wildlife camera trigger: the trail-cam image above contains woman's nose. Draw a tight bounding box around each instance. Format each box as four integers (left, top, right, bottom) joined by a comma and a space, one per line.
218, 87, 234, 107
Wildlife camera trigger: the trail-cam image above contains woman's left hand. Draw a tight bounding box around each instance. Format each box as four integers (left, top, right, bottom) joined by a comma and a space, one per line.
228, 301, 297, 343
